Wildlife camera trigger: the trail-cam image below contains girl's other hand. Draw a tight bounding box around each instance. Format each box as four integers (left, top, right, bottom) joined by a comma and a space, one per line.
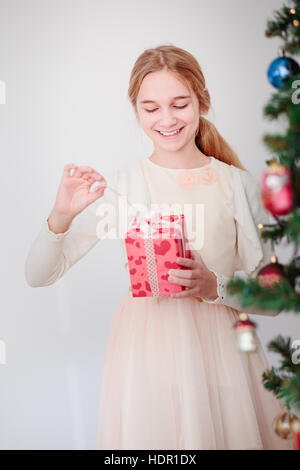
167, 249, 218, 300
52, 163, 107, 219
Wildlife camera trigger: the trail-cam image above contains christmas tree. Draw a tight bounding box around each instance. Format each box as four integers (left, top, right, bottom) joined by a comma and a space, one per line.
226, 0, 300, 446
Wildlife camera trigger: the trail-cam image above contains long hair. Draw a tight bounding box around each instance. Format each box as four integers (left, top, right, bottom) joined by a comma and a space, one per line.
128, 44, 246, 171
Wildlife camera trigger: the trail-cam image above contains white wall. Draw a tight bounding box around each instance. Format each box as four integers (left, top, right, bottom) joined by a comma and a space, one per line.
0, 0, 298, 449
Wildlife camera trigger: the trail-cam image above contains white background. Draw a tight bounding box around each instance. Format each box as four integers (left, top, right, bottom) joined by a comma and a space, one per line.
0, 0, 299, 450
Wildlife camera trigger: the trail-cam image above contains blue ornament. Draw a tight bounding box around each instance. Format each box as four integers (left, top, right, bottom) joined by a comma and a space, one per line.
267, 56, 300, 89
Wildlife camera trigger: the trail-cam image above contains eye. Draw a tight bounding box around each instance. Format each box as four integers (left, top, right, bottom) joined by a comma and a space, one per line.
145, 104, 188, 113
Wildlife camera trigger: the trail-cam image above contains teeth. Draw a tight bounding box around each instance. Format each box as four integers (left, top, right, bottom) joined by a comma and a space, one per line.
159, 128, 181, 136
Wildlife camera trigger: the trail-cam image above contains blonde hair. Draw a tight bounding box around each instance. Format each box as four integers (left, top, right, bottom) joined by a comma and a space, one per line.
128, 44, 246, 171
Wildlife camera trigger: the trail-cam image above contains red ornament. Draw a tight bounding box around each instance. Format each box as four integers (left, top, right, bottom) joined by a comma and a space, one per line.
257, 259, 284, 288
261, 161, 293, 216
292, 420, 300, 450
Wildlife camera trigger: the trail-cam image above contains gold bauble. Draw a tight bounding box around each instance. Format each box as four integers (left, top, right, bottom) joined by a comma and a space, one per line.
273, 406, 300, 439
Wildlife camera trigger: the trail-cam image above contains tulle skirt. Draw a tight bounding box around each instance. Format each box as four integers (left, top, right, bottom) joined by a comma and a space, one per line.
96, 292, 294, 450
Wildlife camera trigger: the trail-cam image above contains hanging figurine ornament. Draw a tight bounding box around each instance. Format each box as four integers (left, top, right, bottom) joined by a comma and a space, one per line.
261, 161, 293, 216
273, 405, 300, 440
267, 46, 300, 89
233, 312, 258, 353
257, 255, 285, 289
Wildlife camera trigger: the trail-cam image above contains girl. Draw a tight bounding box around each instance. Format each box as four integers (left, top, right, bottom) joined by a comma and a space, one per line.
25, 45, 294, 450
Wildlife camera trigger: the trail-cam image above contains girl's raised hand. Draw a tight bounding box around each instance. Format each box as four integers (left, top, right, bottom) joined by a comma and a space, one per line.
53, 163, 107, 218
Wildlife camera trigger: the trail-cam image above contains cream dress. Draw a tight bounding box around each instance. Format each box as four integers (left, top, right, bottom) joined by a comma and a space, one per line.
95, 157, 293, 450
25, 156, 294, 450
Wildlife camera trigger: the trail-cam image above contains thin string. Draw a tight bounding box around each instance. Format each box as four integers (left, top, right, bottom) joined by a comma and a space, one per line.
105, 184, 185, 253
105, 184, 144, 226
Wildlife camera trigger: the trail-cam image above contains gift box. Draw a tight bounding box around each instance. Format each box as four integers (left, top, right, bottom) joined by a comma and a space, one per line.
125, 213, 191, 297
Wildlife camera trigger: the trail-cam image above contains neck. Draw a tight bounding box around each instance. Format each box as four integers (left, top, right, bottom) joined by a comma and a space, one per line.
149, 145, 209, 170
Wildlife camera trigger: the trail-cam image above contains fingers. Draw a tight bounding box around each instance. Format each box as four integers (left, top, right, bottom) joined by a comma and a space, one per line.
169, 268, 201, 280
72, 166, 94, 179
168, 275, 197, 288
63, 164, 89, 178
82, 173, 106, 184
86, 185, 106, 204
189, 250, 206, 270
63, 164, 106, 184
176, 256, 198, 269
170, 286, 199, 298
63, 163, 78, 176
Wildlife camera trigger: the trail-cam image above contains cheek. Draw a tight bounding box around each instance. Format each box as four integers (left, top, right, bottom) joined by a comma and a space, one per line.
141, 115, 156, 131
182, 108, 197, 125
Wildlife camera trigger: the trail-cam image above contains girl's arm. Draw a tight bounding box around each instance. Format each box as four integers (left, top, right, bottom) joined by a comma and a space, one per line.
203, 243, 279, 316
25, 170, 119, 287
202, 166, 280, 317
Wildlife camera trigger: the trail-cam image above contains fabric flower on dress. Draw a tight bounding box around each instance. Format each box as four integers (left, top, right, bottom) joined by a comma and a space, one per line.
178, 167, 217, 188
178, 171, 199, 188
197, 167, 217, 185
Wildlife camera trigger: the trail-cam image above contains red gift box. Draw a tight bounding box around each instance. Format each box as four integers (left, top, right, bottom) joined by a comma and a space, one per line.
125, 213, 191, 297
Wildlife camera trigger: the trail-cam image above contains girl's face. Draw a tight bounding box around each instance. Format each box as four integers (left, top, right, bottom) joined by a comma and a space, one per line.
134, 69, 205, 151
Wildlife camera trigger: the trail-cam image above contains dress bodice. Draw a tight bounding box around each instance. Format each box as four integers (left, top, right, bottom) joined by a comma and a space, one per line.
138, 156, 238, 278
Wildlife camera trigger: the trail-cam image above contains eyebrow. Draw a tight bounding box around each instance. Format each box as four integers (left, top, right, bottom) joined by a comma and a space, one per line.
139, 95, 191, 104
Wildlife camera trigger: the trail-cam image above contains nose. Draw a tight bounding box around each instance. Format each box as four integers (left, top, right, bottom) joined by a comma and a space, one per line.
158, 108, 178, 128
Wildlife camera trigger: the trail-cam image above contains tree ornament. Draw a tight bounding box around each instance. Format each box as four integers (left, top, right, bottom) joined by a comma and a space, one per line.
257, 256, 285, 288
261, 161, 293, 216
233, 312, 258, 353
273, 405, 300, 440
267, 47, 300, 89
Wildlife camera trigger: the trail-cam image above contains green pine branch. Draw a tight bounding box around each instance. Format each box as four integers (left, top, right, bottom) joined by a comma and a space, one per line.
279, 374, 300, 409
265, 1, 300, 55
239, 0, 300, 417
263, 73, 300, 121
258, 209, 300, 244
226, 277, 300, 312
261, 335, 300, 410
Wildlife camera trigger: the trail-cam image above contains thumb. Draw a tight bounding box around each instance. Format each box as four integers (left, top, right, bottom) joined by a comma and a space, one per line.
189, 248, 204, 264
87, 183, 107, 204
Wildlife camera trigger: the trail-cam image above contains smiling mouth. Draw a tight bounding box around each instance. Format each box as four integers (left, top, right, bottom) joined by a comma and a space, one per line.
156, 126, 185, 137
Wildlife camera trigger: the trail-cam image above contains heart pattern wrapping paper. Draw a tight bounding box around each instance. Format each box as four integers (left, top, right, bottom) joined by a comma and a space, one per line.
125, 213, 191, 297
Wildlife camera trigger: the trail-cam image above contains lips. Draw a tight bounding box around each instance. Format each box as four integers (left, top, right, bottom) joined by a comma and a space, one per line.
156, 126, 185, 137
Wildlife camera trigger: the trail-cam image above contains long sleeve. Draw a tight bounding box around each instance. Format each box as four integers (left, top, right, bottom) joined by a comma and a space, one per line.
202, 165, 279, 317
25, 170, 120, 287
